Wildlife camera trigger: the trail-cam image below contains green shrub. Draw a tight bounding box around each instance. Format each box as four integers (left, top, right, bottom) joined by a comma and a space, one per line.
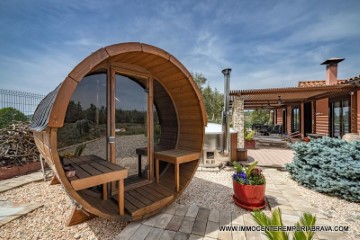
286, 137, 360, 202
245, 129, 255, 140
0, 107, 28, 128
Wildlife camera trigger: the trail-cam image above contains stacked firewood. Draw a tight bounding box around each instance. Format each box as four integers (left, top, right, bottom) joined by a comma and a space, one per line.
0, 122, 39, 167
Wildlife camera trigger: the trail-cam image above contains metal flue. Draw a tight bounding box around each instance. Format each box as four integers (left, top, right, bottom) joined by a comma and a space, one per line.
221, 68, 231, 155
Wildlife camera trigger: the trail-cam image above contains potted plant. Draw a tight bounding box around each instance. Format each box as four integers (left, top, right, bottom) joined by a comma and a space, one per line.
245, 129, 256, 149
232, 161, 266, 210
252, 208, 316, 240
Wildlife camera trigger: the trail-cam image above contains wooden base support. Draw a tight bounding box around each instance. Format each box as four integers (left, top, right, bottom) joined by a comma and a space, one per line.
49, 175, 60, 185
67, 206, 95, 226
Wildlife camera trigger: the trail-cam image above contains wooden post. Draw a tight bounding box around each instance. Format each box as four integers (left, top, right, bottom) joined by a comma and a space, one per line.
357, 90, 360, 134
230, 132, 238, 162
102, 184, 107, 200
175, 163, 179, 192
118, 179, 124, 215
300, 103, 304, 138
148, 77, 154, 181
287, 106, 292, 134
351, 91, 357, 133
155, 158, 159, 183
312, 100, 316, 133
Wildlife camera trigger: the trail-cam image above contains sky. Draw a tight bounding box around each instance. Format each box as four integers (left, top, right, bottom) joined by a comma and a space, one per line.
1, 0, 360, 95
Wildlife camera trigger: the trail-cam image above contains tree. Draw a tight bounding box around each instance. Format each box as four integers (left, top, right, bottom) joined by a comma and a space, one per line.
192, 72, 224, 123
192, 72, 207, 91
65, 101, 84, 123
250, 109, 270, 125
0, 107, 28, 128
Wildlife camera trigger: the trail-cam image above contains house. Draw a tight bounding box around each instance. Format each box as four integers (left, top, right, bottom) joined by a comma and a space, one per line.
230, 58, 360, 143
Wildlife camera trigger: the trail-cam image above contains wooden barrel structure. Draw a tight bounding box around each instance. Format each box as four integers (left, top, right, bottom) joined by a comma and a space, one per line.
30, 42, 207, 225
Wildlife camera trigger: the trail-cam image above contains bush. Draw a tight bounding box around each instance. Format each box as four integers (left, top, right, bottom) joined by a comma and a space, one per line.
0, 107, 28, 128
286, 137, 360, 202
244, 129, 255, 140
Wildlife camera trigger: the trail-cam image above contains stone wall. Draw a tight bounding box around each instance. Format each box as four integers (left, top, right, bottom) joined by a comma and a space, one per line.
233, 96, 244, 148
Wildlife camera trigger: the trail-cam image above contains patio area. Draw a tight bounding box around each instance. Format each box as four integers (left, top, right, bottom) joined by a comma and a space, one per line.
246, 148, 293, 168
0, 146, 358, 239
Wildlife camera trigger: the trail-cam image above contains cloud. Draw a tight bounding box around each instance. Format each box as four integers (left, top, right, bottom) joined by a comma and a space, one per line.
0, 47, 80, 94
286, 12, 360, 45
1, 0, 360, 98
64, 38, 102, 48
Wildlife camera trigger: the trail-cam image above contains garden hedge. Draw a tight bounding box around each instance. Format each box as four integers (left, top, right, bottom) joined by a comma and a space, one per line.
286, 137, 360, 202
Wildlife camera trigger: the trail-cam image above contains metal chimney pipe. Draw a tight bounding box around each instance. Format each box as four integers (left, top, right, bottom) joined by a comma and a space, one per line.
221, 68, 231, 155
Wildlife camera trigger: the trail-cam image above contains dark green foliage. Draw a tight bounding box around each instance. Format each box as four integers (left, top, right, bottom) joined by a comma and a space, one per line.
0, 107, 28, 128
286, 137, 360, 202
250, 109, 270, 125
192, 72, 224, 123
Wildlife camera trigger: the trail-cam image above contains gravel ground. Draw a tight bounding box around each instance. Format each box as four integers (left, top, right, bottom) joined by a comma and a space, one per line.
0, 168, 359, 239
0, 182, 127, 240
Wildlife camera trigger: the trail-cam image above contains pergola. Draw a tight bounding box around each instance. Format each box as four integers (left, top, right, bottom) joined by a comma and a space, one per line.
230, 83, 356, 109
229, 81, 358, 148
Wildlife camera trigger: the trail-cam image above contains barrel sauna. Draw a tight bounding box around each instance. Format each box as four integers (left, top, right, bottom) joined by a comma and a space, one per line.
30, 42, 207, 225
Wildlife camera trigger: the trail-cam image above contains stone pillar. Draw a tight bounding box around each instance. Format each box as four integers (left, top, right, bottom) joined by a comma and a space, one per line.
233, 96, 244, 148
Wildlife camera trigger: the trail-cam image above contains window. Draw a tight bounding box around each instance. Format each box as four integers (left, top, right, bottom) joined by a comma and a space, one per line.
331, 99, 350, 137
58, 73, 107, 158
291, 106, 300, 133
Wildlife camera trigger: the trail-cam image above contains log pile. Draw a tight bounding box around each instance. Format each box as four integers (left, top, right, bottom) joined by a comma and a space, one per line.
0, 122, 39, 167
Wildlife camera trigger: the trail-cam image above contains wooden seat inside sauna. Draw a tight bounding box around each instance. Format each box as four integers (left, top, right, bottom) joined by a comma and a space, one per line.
64, 154, 178, 219
155, 149, 201, 192
63, 155, 128, 215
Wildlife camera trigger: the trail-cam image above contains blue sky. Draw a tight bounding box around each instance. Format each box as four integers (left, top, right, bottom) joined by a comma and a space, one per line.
1, 0, 360, 95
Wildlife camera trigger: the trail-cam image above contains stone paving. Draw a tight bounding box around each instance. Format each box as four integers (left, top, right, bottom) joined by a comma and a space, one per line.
116, 169, 346, 240
0, 171, 47, 193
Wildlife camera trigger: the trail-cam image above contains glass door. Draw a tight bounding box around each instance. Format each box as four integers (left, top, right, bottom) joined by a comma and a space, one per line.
331, 99, 350, 137
332, 101, 341, 137
108, 67, 154, 188
115, 74, 148, 179
342, 100, 350, 135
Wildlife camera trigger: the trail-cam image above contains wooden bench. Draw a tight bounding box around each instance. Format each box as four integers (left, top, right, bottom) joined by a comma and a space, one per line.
135, 145, 169, 177
154, 149, 201, 192
63, 155, 128, 215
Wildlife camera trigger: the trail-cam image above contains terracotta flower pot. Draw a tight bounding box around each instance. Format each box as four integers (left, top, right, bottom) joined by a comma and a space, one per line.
245, 140, 256, 149
233, 180, 265, 210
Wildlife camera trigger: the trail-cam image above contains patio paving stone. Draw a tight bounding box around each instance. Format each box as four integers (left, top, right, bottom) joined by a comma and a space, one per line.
145, 227, 164, 240
188, 234, 203, 240
160, 230, 177, 240
179, 216, 196, 234
205, 220, 219, 239
186, 204, 200, 218
175, 205, 190, 217
196, 207, 211, 221
154, 213, 173, 229
192, 219, 207, 236
115, 169, 346, 240
166, 215, 184, 231
208, 209, 220, 223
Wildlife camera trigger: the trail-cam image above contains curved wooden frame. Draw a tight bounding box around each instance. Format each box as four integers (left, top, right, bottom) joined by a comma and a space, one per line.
32, 42, 207, 222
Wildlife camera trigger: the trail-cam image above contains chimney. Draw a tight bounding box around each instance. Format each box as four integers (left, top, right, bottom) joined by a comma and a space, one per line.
221, 68, 231, 155
321, 58, 345, 85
